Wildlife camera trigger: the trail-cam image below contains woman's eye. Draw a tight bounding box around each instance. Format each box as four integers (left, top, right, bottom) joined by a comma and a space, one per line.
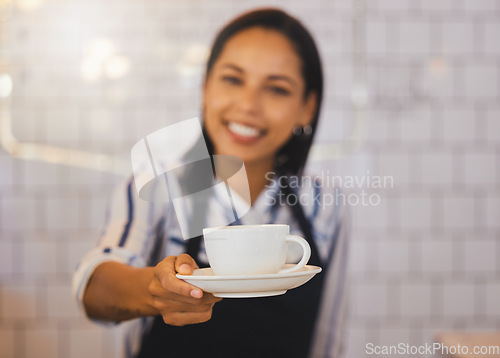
269, 86, 291, 96
222, 75, 242, 85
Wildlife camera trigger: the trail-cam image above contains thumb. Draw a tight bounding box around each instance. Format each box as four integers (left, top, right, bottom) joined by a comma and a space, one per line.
175, 254, 199, 275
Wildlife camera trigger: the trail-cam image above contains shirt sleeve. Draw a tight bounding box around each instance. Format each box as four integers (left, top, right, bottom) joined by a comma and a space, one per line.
309, 187, 351, 358
72, 177, 170, 323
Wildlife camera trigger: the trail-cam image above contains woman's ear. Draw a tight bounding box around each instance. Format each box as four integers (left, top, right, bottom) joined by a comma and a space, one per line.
299, 91, 318, 127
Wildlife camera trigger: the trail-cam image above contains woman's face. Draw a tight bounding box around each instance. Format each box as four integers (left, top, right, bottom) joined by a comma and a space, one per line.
203, 27, 316, 168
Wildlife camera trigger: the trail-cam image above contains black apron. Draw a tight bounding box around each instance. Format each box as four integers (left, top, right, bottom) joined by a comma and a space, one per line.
137, 182, 335, 358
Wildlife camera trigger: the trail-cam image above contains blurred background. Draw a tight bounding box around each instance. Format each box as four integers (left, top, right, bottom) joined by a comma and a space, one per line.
0, 0, 499, 357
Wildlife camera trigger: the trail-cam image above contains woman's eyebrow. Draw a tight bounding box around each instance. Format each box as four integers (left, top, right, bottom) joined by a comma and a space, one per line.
268, 75, 298, 87
221, 63, 243, 72
221, 63, 298, 87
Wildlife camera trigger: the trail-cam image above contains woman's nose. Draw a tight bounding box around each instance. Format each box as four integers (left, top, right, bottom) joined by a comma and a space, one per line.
237, 85, 261, 114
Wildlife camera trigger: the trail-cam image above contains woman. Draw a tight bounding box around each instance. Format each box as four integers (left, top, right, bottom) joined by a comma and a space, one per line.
73, 8, 349, 358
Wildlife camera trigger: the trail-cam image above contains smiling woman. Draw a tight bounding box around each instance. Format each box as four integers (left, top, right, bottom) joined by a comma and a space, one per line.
73, 8, 349, 358
203, 9, 323, 175
203, 27, 316, 170
203, 26, 317, 202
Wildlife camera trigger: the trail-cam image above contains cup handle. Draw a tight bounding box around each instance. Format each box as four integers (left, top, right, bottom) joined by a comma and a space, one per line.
278, 235, 311, 274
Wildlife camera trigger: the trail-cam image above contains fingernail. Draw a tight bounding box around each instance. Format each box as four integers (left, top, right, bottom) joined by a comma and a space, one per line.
179, 264, 191, 273
190, 289, 202, 298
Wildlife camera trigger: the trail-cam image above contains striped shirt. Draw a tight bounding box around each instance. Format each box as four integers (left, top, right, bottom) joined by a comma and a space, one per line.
72, 173, 350, 358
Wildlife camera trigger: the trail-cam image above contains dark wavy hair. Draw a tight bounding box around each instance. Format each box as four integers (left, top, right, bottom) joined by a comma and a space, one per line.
202, 8, 324, 175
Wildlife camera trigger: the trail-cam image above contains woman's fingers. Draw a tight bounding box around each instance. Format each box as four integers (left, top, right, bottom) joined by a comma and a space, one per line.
175, 253, 199, 275
161, 307, 215, 326
148, 254, 222, 326
172, 254, 222, 303
153, 298, 215, 314
154, 256, 203, 298
150, 255, 222, 304
150, 279, 220, 306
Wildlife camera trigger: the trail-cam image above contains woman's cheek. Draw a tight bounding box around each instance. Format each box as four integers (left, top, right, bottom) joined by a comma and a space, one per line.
206, 93, 231, 115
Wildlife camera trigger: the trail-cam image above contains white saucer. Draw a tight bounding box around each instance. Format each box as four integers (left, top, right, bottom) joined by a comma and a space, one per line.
176, 264, 322, 298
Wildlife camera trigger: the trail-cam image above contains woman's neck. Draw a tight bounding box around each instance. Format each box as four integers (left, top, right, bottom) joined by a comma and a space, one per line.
212, 152, 275, 205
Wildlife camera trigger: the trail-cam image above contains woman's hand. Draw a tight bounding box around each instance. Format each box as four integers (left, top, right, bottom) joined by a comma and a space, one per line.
83, 255, 221, 325
148, 254, 222, 326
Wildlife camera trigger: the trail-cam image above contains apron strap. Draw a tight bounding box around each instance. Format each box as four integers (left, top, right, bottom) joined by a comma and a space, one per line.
186, 234, 204, 266
280, 181, 323, 266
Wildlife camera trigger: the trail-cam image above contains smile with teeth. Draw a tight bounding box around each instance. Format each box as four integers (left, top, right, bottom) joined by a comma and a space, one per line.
227, 121, 264, 138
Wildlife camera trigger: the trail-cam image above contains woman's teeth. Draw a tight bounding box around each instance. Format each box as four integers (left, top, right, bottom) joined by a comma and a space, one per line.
228, 122, 261, 138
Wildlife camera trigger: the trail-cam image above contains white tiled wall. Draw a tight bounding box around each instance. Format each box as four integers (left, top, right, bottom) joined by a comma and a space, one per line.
1, 0, 499, 357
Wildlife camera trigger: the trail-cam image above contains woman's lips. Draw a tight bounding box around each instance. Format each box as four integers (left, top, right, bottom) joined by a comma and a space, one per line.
225, 121, 265, 144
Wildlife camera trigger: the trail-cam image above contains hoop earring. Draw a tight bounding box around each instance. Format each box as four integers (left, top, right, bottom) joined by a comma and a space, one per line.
293, 125, 313, 136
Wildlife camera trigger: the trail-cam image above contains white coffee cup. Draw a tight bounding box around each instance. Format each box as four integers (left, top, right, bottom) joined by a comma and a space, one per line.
202, 224, 311, 276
